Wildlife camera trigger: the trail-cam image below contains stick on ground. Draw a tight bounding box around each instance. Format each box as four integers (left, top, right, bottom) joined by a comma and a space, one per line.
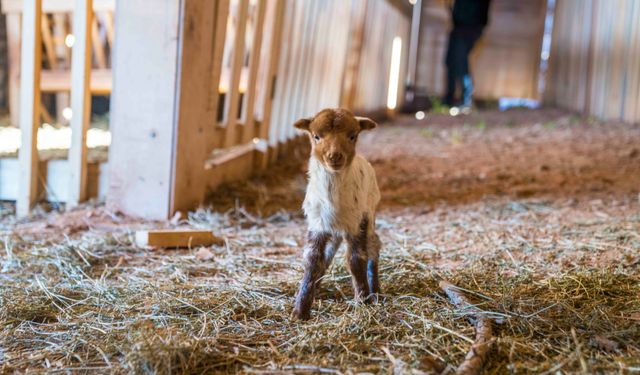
439, 280, 494, 375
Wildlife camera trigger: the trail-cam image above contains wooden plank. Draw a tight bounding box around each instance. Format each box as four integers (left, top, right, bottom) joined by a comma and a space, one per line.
240, 0, 266, 144
107, 0, 183, 220
268, 0, 296, 152
91, 15, 107, 68
102, 11, 114, 46
135, 229, 224, 248
279, 0, 308, 144
170, 0, 220, 215
340, 0, 367, 108
16, 0, 42, 217
206, 0, 229, 151
41, 14, 57, 68
40, 68, 111, 93
6, 13, 21, 127
255, 0, 285, 169
1, 0, 114, 13
67, 0, 92, 208
222, 0, 249, 148
52, 13, 70, 61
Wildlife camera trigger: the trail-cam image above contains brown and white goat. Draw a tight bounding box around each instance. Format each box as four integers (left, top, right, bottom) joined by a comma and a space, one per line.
291, 108, 382, 320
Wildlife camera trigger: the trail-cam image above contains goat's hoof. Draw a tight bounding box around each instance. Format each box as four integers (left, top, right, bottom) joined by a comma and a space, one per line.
291, 308, 311, 321
367, 293, 380, 304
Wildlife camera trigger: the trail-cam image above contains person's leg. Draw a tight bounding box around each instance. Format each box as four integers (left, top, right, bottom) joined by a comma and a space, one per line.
444, 31, 457, 107
461, 29, 483, 108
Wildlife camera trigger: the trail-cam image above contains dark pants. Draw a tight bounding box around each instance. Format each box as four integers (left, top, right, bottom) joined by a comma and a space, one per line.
444, 27, 483, 107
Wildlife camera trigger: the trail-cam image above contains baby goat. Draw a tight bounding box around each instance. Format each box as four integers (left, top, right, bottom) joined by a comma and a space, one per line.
292, 108, 382, 320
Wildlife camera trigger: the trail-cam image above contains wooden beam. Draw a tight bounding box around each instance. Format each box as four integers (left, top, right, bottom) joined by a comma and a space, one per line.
1, 0, 114, 13
206, 0, 229, 151
41, 14, 57, 68
91, 15, 107, 68
240, 0, 266, 144
67, 0, 92, 208
222, 0, 249, 148
16, 0, 42, 217
135, 229, 224, 248
40, 68, 111, 93
256, 0, 285, 169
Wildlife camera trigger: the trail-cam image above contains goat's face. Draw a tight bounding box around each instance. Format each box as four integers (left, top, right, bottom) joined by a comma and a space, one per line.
294, 108, 377, 172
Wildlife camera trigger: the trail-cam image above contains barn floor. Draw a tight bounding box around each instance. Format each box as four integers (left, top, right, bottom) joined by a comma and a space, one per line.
2, 108, 640, 373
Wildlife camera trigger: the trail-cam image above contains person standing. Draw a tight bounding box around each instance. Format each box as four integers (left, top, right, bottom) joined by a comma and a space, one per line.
443, 0, 491, 108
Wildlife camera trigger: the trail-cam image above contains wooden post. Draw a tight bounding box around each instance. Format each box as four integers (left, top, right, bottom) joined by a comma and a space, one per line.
6, 13, 21, 128
108, 0, 222, 219
206, 0, 229, 151
16, 0, 42, 217
67, 0, 93, 208
222, 0, 249, 148
171, 0, 221, 214
256, 0, 285, 169
108, 0, 184, 219
240, 0, 266, 144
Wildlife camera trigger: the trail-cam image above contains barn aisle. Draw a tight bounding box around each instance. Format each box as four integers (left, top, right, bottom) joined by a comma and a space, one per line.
2, 108, 639, 373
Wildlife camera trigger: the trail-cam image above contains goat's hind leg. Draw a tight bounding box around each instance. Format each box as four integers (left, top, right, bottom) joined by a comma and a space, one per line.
347, 218, 371, 303
292, 231, 331, 320
367, 231, 382, 302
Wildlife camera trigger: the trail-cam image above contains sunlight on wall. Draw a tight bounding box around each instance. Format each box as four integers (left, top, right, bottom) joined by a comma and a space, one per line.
386, 36, 402, 110
0, 125, 111, 154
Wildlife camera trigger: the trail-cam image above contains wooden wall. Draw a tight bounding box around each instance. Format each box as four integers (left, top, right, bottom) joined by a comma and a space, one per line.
107, 0, 411, 219
416, 0, 547, 100
346, 0, 411, 113
546, 0, 640, 122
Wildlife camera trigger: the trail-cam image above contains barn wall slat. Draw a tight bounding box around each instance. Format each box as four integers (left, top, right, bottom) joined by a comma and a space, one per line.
16, 0, 41, 217
66, 0, 92, 208
547, 0, 640, 122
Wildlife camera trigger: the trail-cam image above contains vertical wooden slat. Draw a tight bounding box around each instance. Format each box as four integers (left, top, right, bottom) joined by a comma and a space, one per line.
206, 0, 229, 151
17, 0, 42, 217
6, 13, 21, 127
240, 0, 266, 144
171, 0, 221, 214
280, 0, 310, 144
67, 0, 93, 208
91, 15, 107, 68
268, 0, 296, 153
41, 14, 57, 68
256, 0, 285, 169
222, 0, 249, 148
103, 11, 114, 46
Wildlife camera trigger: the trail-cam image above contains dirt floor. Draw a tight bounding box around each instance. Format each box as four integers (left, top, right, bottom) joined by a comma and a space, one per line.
1, 108, 639, 373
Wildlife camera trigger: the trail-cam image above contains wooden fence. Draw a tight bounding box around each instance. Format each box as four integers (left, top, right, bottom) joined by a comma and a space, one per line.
107, 0, 411, 218
545, 0, 640, 122
7, 0, 411, 218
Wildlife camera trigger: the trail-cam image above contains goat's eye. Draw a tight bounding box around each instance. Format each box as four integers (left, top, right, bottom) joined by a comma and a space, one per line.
349, 134, 357, 142
313, 134, 320, 141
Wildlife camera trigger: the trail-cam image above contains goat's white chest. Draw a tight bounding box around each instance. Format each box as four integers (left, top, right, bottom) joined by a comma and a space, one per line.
303, 157, 376, 234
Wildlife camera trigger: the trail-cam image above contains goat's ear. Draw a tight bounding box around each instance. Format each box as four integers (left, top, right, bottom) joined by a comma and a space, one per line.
356, 116, 377, 131
294, 118, 312, 132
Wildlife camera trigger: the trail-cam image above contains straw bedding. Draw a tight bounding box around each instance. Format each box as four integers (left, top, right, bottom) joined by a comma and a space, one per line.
1, 196, 639, 373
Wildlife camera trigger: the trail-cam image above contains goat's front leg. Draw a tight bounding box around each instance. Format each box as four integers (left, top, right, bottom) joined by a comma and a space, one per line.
292, 231, 330, 320
346, 218, 371, 302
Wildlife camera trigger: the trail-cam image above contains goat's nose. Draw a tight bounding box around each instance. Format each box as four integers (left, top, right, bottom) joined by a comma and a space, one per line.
328, 152, 344, 163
